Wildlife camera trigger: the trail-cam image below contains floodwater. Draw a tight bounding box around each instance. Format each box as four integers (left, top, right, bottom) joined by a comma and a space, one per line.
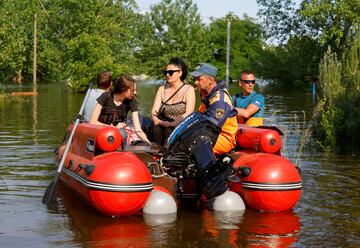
0, 81, 359, 247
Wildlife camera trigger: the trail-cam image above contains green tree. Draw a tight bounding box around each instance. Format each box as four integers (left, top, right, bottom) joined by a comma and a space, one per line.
0, 0, 45, 83
300, 0, 360, 53
0, 0, 140, 88
209, 14, 264, 80
43, 0, 139, 90
256, 0, 360, 53
135, 0, 212, 79
255, 35, 323, 86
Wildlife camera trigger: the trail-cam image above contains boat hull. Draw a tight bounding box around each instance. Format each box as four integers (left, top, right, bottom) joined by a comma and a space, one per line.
230, 151, 302, 211
56, 124, 152, 217
54, 123, 302, 215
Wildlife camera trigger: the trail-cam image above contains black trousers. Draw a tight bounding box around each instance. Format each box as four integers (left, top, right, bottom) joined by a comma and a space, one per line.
152, 124, 174, 146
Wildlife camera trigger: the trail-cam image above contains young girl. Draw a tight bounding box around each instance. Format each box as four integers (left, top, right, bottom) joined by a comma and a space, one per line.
90, 75, 150, 145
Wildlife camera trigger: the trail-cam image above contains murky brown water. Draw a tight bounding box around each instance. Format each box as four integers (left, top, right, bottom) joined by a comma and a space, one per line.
1, 81, 359, 247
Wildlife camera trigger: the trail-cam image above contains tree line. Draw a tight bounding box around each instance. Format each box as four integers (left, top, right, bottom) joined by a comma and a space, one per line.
0, 0, 260, 90
255, 0, 359, 151
1, 0, 359, 150
2, 0, 356, 92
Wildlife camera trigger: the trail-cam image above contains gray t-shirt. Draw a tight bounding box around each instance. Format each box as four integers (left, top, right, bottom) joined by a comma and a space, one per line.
83, 88, 105, 122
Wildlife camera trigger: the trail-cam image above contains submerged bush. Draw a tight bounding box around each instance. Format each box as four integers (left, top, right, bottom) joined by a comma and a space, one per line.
0, 90, 23, 103
315, 33, 360, 151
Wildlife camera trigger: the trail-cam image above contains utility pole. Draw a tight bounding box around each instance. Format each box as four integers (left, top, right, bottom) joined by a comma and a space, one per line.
33, 13, 37, 90
225, 19, 231, 89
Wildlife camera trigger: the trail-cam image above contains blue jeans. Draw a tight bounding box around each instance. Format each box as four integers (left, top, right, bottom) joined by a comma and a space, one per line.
118, 128, 128, 149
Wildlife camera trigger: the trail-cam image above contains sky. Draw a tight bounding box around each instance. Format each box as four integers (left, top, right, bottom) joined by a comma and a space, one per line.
135, 0, 261, 22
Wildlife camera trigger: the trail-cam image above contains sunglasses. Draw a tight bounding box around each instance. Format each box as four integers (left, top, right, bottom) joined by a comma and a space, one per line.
241, 79, 256, 85
163, 70, 180, 76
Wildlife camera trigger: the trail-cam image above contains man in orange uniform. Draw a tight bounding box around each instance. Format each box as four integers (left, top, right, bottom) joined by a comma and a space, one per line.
164, 63, 238, 199
192, 63, 238, 155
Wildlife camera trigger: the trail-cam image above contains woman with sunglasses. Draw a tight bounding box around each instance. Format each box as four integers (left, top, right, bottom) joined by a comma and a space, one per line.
232, 70, 265, 126
151, 57, 196, 146
90, 75, 151, 146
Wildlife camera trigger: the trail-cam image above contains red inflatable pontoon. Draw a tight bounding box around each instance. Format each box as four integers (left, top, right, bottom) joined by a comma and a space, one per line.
55, 123, 302, 215
230, 125, 301, 211
56, 124, 152, 217
230, 151, 302, 211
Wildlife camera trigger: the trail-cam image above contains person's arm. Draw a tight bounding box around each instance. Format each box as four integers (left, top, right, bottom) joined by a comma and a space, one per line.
235, 94, 264, 118
90, 103, 107, 126
132, 111, 151, 144
151, 86, 165, 126
204, 91, 235, 128
235, 104, 260, 119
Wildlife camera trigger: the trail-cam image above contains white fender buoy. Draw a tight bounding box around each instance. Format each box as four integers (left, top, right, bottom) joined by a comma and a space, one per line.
143, 190, 177, 215
213, 190, 246, 212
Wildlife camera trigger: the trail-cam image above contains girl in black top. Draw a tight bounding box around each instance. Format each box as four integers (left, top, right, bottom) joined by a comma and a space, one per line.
90, 75, 150, 144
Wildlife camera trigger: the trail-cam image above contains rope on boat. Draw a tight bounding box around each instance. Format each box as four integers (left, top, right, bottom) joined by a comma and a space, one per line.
147, 158, 169, 178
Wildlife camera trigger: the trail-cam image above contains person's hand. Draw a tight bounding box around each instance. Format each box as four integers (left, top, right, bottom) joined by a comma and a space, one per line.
143, 138, 152, 146
157, 120, 165, 126
161, 121, 172, 127
116, 122, 126, 129
153, 117, 161, 126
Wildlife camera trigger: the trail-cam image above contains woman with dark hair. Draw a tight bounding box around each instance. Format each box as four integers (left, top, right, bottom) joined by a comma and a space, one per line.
151, 57, 196, 146
91, 75, 150, 145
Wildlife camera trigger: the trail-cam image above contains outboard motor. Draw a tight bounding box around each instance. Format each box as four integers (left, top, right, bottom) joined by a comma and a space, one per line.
163, 112, 234, 199
164, 112, 219, 167
189, 135, 235, 199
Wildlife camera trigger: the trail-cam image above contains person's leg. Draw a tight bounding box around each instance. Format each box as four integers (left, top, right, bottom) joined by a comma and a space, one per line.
190, 135, 231, 199
162, 127, 174, 145
118, 128, 128, 149
141, 116, 154, 141
152, 124, 164, 146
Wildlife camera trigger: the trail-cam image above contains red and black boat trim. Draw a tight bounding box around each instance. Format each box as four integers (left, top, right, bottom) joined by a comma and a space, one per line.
240, 181, 302, 191
63, 167, 153, 192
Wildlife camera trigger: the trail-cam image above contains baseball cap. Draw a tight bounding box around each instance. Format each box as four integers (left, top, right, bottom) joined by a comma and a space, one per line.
190, 63, 217, 78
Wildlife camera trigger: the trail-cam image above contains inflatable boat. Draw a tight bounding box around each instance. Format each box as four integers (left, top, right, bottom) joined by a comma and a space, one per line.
55, 121, 302, 217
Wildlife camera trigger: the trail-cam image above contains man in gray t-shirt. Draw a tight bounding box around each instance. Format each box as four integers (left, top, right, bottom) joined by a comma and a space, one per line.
83, 88, 106, 122
83, 71, 112, 122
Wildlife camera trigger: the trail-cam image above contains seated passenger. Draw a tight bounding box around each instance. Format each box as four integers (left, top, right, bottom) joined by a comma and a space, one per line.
232, 70, 265, 126
83, 71, 112, 123
151, 57, 196, 146
90, 75, 151, 145
192, 63, 238, 156
163, 63, 238, 199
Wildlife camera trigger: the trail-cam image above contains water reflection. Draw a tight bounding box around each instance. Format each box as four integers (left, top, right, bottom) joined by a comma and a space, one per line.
59, 183, 182, 247
200, 210, 300, 247
239, 211, 300, 247
143, 213, 177, 226
59, 180, 301, 248
212, 211, 244, 230
58, 184, 151, 247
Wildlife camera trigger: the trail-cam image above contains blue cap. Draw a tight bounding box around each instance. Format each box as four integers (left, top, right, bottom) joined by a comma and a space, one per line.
190, 63, 217, 78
